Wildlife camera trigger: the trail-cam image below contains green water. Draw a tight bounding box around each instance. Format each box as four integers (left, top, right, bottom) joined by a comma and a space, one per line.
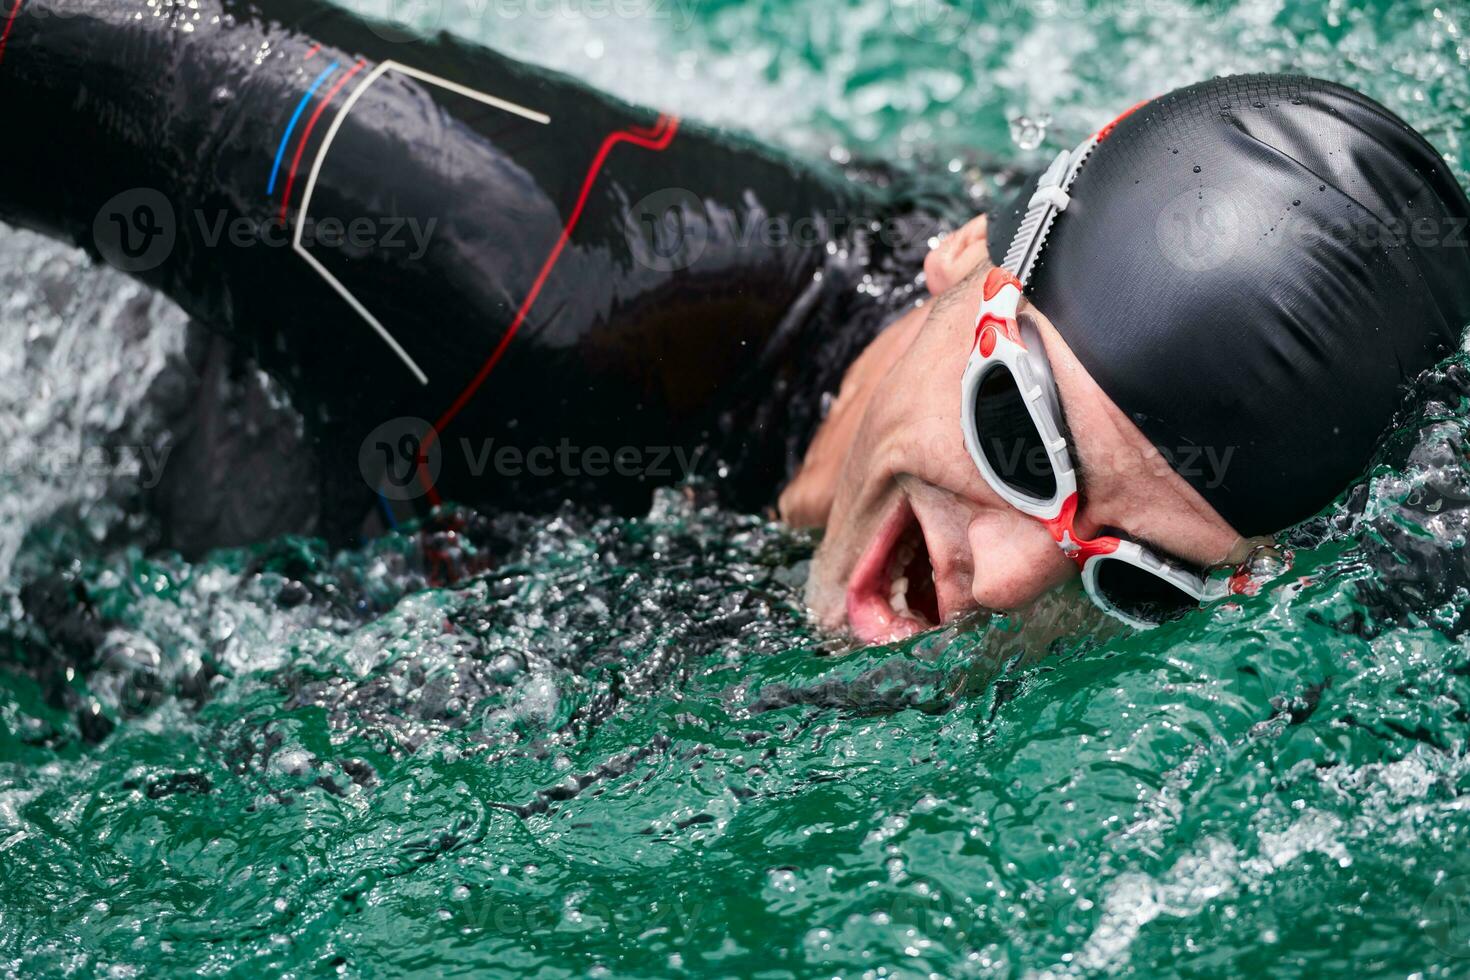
6, 0, 1470, 975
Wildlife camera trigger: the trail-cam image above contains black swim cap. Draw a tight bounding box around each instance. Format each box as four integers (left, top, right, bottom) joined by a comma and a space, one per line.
988, 74, 1470, 536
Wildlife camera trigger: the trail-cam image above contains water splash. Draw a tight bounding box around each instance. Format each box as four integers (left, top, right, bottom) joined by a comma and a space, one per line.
1009, 114, 1051, 151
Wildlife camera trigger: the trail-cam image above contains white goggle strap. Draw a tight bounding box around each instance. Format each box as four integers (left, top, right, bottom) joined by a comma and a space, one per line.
1001, 134, 1098, 288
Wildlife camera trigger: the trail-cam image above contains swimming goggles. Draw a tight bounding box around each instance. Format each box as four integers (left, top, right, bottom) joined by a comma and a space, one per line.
960, 131, 1284, 628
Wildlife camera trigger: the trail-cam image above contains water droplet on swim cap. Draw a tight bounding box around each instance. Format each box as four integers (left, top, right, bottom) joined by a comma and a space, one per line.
988, 74, 1470, 535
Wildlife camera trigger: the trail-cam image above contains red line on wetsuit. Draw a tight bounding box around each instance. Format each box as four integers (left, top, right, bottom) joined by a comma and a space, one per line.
279, 58, 367, 223
304, 42, 322, 60
0, 0, 24, 68
419, 113, 681, 506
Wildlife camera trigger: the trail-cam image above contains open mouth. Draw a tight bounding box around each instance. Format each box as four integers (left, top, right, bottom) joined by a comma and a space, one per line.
845, 498, 942, 643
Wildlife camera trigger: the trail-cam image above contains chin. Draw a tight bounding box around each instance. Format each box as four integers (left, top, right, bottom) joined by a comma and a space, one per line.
803, 552, 850, 633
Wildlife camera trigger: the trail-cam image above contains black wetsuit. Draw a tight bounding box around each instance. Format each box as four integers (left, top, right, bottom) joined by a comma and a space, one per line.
0, 0, 955, 546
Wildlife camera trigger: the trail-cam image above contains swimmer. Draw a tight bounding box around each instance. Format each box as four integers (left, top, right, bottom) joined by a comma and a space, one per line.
2, 3, 1468, 641
789, 76, 1470, 640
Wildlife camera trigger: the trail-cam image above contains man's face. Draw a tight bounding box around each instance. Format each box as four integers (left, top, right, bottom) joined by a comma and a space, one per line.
801, 263, 1242, 644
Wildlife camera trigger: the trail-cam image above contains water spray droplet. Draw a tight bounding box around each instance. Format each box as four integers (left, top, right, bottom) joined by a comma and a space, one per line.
1009, 115, 1049, 151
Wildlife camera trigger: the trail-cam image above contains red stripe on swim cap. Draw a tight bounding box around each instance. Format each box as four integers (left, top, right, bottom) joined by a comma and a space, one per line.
1095, 97, 1152, 142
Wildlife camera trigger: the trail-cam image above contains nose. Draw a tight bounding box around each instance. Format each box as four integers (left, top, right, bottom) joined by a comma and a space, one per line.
966, 509, 1075, 610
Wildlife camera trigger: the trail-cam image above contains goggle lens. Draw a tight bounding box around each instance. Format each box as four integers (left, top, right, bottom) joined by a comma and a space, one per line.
1092, 557, 1200, 624
973, 364, 1057, 501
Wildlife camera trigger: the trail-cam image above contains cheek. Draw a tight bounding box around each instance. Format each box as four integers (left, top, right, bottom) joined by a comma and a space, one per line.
966, 509, 1075, 610
860, 400, 968, 483
870, 378, 971, 479
875, 323, 968, 415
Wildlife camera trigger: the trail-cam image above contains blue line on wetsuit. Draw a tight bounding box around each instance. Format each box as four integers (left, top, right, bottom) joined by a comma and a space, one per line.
267, 60, 340, 196
377, 491, 399, 529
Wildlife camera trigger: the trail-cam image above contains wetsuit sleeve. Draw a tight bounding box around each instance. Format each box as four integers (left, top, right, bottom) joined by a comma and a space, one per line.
0, 0, 884, 531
